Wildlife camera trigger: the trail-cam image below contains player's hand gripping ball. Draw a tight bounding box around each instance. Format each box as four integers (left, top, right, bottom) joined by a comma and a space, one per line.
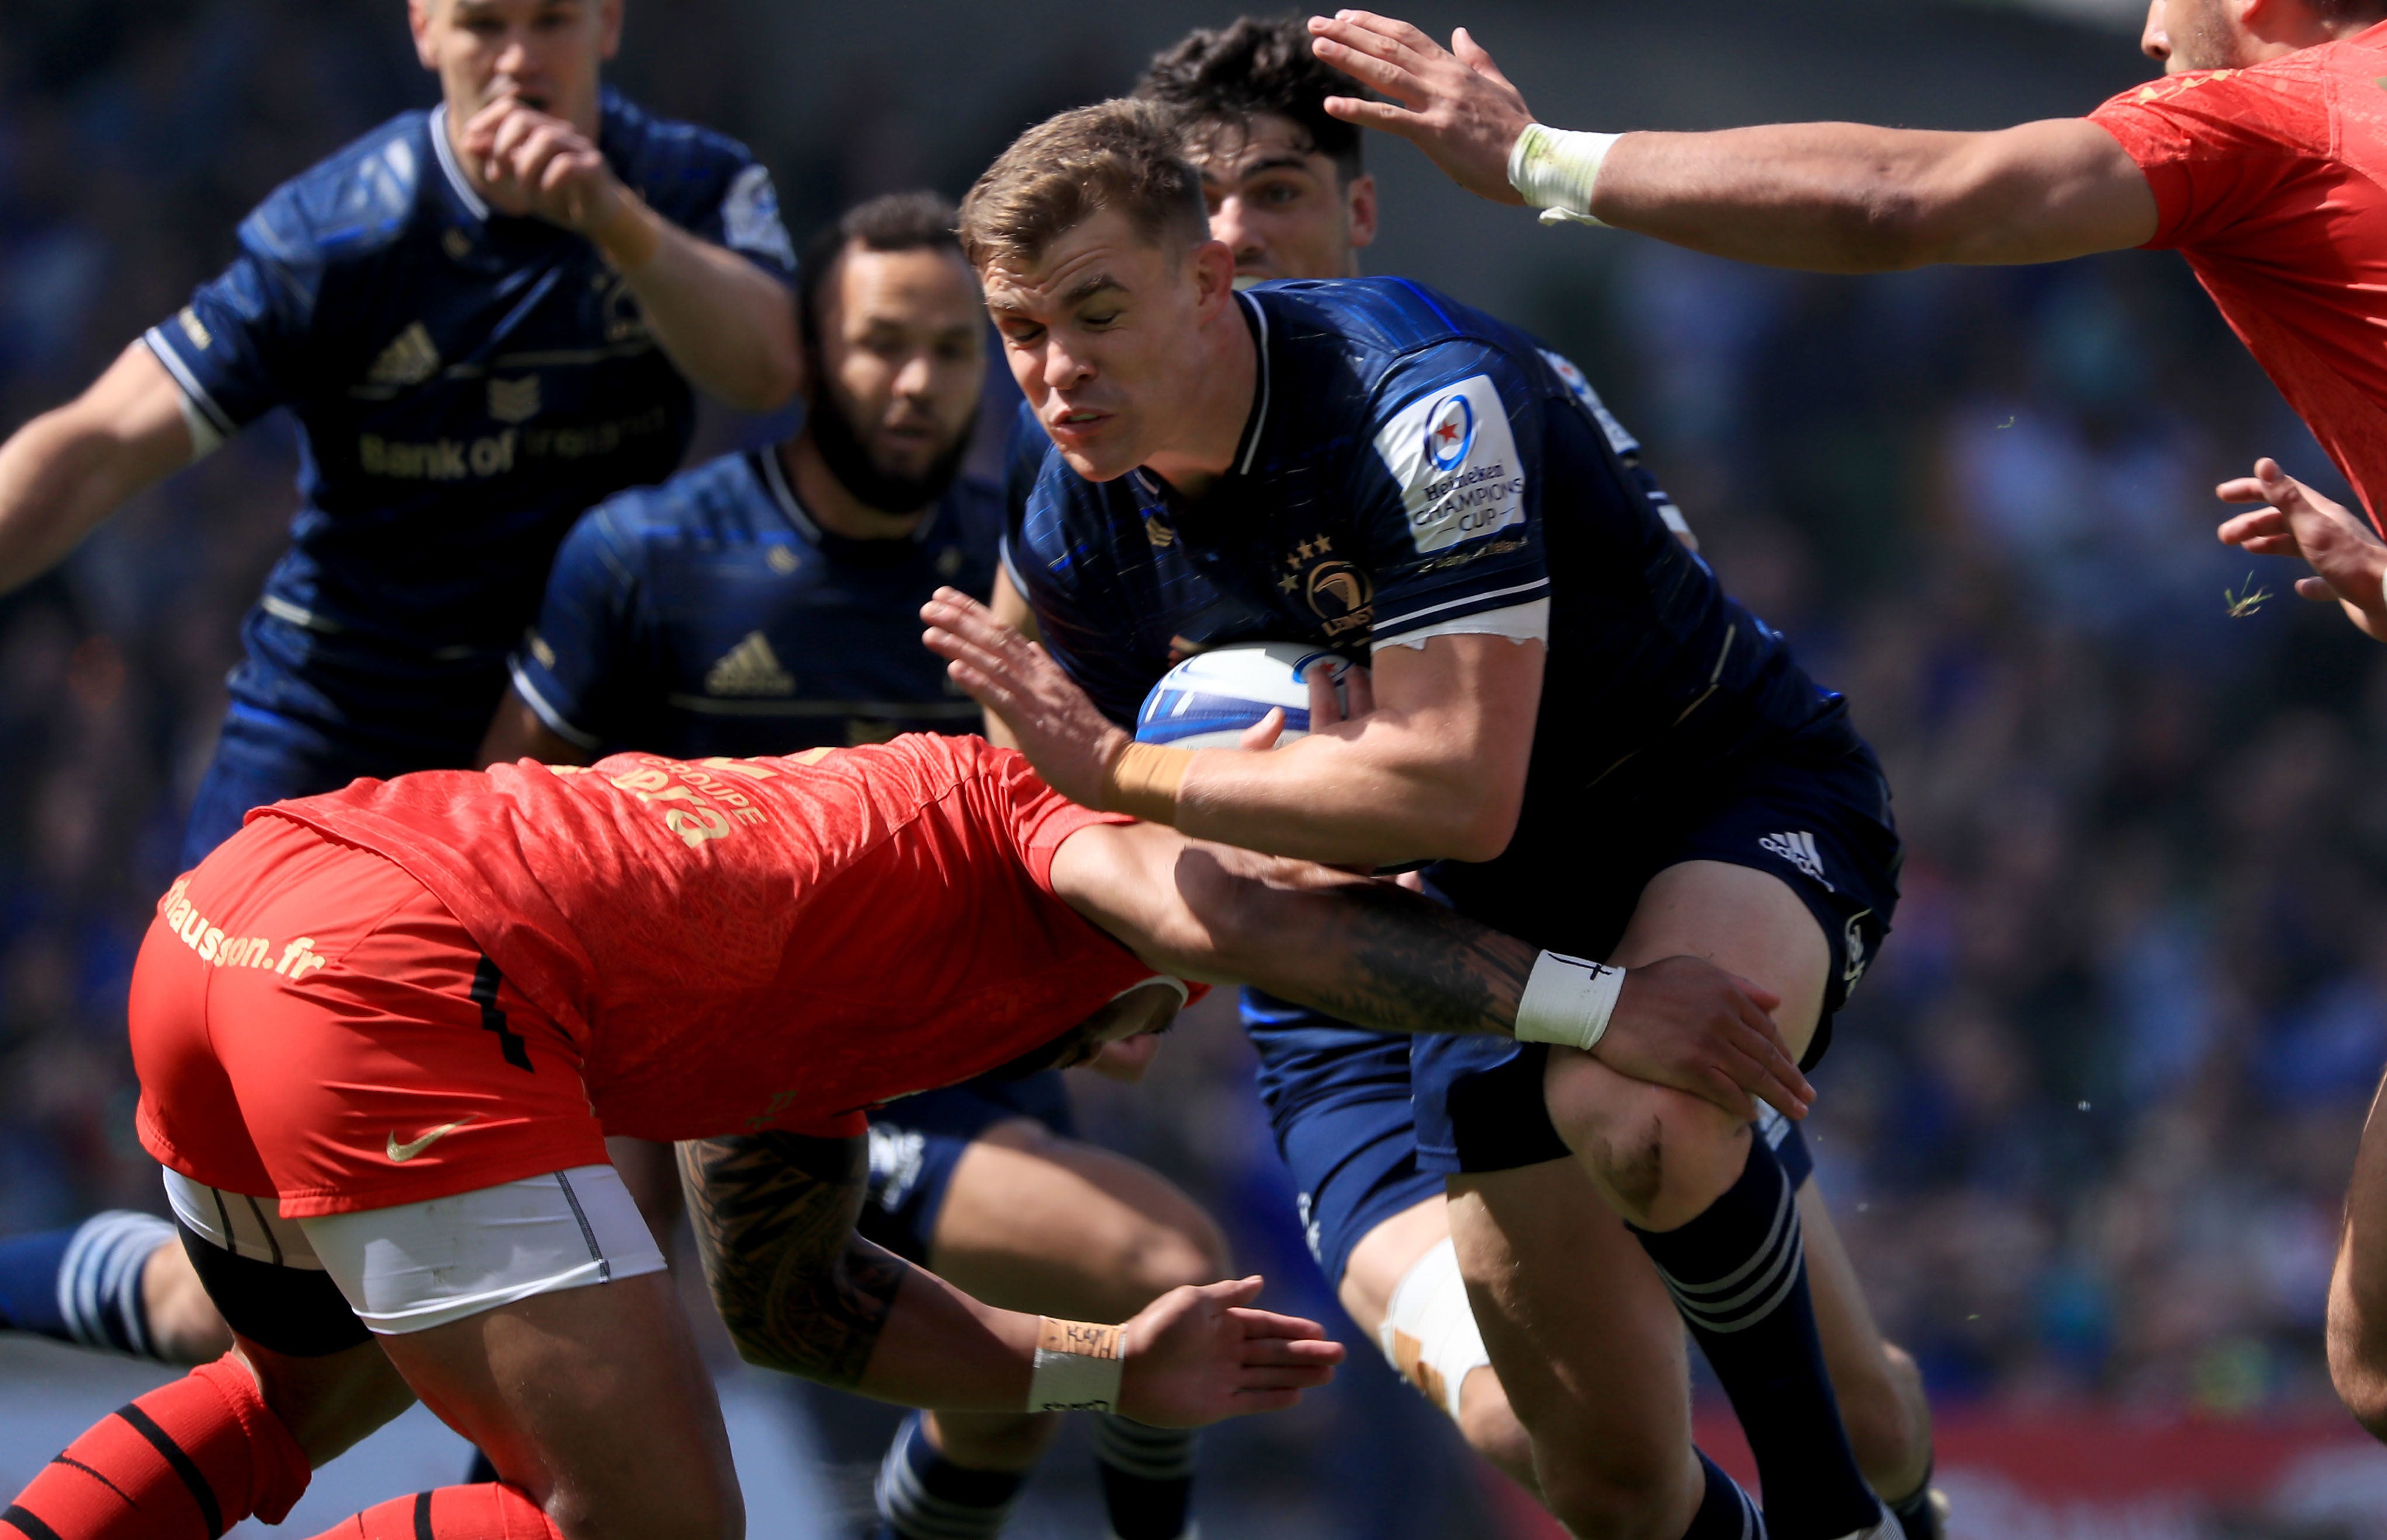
1135, 642, 1357, 750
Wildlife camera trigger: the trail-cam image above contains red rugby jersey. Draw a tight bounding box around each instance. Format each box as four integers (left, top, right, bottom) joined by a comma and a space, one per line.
2091, 23, 2387, 524
254, 735, 1155, 1142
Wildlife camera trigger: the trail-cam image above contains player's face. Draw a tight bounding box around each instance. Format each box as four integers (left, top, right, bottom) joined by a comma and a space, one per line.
983, 207, 1236, 483
818, 245, 986, 489
2139, 0, 2254, 72
411, 0, 620, 135
1184, 112, 1378, 284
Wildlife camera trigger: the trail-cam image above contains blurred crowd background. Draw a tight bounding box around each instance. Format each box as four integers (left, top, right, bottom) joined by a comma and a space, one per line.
5, 1, 2384, 1535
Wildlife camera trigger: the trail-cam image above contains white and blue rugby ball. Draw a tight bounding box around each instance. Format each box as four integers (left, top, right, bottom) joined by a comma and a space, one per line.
1134, 642, 1352, 750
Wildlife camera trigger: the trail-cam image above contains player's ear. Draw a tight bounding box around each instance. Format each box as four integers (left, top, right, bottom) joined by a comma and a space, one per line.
407, 0, 440, 70
597, 0, 626, 61
1189, 237, 1237, 316
1346, 173, 1380, 257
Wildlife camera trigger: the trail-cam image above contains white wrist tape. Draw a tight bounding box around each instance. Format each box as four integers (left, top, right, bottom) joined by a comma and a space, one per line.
1378, 1237, 1490, 1423
1028, 1317, 1126, 1413
1508, 124, 1621, 229
1514, 950, 1626, 1053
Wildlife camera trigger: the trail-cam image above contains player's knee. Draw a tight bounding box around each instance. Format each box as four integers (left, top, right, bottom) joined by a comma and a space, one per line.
2327, 1309, 2387, 1441
144, 1241, 235, 1364
1838, 1342, 1929, 1490
1556, 1078, 1746, 1231
1111, 1206, 1231, 1309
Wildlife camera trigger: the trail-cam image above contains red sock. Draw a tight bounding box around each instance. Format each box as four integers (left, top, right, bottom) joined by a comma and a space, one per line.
3, 1355, 310, 1539
307, 1484, 558, 1540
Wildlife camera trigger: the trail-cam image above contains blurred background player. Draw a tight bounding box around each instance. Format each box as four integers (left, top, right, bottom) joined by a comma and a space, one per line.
987, 20, 1937, 1534
479, 190, 1233, 1540
0, 0, 795, 1430
947, 98, 1903, 1540
1303, 0, 2387, 1448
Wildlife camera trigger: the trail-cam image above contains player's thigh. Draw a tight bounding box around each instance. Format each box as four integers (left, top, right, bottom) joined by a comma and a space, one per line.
379, 1271, 739, 1540
1610, 858, 1831, 1060
1446, 1160, 1701, 1528
1335, 1194, 1450, 1338
928, 1120, 1227, 1321
606, 1135, 686, 1248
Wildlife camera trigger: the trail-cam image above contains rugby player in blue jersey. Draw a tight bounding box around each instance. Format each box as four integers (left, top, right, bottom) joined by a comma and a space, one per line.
0, 0, 797, 1407
965, 24, 1935, 1539
930, 99, 1906, 1540
478, 191, 1236, 1540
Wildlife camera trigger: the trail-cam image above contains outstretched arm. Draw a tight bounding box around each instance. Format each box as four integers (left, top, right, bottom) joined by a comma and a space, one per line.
679, 1131, 1341, 1424
1048, 819, 1814, 1123
0, 342, 198, 594
1306, 12, 2157, 271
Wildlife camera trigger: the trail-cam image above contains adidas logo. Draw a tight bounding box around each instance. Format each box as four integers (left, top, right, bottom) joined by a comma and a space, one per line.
366, 323, 440, 387
1758, 829, 1832, 891
705, 631, 795, 697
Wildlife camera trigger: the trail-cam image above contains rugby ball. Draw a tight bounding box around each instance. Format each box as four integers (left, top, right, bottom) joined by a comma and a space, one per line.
1135, 642, 1352, 750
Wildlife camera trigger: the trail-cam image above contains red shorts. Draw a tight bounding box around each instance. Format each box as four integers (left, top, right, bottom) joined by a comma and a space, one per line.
132, 815, 606, 1217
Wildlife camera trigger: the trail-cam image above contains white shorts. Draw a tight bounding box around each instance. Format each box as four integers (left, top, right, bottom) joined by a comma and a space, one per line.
165, 1164, 666, 1334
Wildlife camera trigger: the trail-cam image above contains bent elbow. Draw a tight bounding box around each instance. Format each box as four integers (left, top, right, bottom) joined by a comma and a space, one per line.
1445, 795, 1523, 866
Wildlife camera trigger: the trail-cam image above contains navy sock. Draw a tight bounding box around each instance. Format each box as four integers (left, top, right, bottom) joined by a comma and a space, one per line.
1093, 1414, 1198, 1540
871, 1411, 1028, 1540
1684, 1449, 1767, 1539
1632, 1137, 1879, 1540
0, 1212, 175, 1358
1887, 1461, 1942, 1540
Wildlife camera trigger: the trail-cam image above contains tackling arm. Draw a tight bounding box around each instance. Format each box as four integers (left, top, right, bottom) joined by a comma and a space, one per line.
476, 688, 594, 769
1305, 11, 2157, 272
1048, 819, 1815, 1122
0, 342, 198, 594
678, 1131, 1341, 1423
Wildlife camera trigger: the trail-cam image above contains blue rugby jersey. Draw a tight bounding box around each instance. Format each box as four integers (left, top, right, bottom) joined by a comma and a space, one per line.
1008, 278, 1853, 919
507, 445, 999, 758
144, 89, 795, 763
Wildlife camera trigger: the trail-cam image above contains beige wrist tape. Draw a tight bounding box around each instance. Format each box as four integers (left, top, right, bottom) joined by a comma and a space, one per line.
1102, 743, 1190, 823
1508, 124, 1621, 229
1029, 1317, 1126, 1413
1514, 950, 1627, 1052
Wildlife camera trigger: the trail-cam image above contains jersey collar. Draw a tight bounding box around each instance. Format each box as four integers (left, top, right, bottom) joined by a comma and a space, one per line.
1230, 290, 1272, 478
428, 105, 492, 224
758, 441, 947, 547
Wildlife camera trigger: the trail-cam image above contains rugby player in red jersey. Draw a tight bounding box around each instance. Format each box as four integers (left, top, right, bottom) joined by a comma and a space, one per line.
1, 735, 1804, 1540
1304, 0, 2387, 1445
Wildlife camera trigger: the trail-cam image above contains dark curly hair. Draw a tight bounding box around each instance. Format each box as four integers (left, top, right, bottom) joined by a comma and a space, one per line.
797, 191, 963, 355
1135, 14, 1365, 181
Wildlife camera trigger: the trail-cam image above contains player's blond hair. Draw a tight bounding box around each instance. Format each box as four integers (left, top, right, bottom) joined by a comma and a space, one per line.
959, 99, 1209, 270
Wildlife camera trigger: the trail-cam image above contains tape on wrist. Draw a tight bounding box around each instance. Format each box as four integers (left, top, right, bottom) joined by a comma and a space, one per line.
1029, 1317, 1127, 1413
1507, 124, 1621, 229
1514, 950, 1626, 1052
1103, 742, 1190, 824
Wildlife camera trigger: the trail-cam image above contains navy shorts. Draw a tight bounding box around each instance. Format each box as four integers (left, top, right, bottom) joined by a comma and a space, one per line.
1411, 732, 1900, 1175
1247, 1002, 1817, 1289
1246, 996, 1447, 1289
856, 1071, 1075, 1265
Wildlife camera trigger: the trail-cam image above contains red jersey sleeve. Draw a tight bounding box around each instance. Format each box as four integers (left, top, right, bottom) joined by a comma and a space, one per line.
2088, 59, 2334, 252
981, 745, 1138, 893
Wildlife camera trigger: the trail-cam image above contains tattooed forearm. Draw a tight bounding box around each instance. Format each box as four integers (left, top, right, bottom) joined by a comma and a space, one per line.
1163, 842, 1537, 1036
1278, 879, 1537, 1037
677, 1132, 909, 1386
